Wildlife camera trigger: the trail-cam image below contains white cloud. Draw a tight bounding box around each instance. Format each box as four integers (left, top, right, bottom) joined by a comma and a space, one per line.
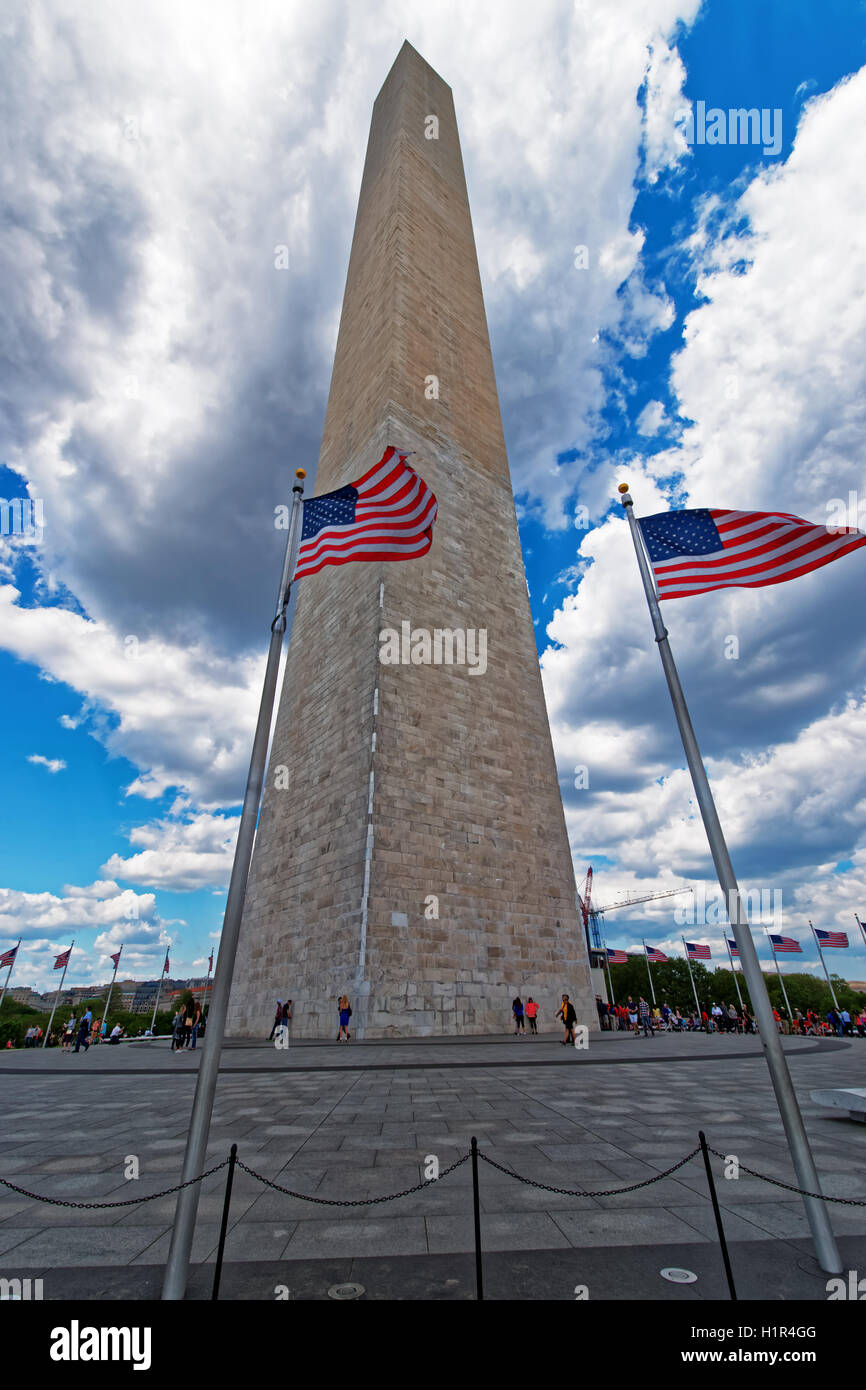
103, 809, 239, 891
544, 66, 866, 947
636, 399, 668, 436
27, 753, 66, 773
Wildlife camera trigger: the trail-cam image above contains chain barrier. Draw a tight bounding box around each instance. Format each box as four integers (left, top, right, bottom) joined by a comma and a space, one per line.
705, 1145, 866, 1206
234, 1152, 471, 1206
476, 1146, 702, 1196
1, 1142, 863, 1209
0, 1158, 230, 1209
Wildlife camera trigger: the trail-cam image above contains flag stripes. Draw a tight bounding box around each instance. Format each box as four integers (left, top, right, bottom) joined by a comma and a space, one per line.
293, 447, 437, 581
640, 507, 866, 600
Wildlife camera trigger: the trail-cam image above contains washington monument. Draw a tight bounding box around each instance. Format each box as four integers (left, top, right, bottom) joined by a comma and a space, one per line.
226, 42, 594, 1038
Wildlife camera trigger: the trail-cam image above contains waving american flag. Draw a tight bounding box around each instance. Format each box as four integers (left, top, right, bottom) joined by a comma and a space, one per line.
293, 447, 437, 582
640, 508, 866, 601
815, 929, 849, 949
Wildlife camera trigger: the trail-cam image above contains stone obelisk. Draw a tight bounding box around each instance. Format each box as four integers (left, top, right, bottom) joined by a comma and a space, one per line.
226, 41, 594, 1038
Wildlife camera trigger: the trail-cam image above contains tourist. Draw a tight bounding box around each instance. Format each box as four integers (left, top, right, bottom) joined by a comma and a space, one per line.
337, 994, 352, 1042
90, 1015, 101, 1046
512, 996, 525, 1035
556, 993, 576, 1045
190, 1003, 202, 1049
638, 996, 653, 1038
170, 1009, 183, 1052
73, 1014, 90, 1053
182, 1000, 195, 1048
267, 1001, 283, 1041
109, 1023, 123, 1044
525, 997, 539, 1033
626, 996, 638, 1033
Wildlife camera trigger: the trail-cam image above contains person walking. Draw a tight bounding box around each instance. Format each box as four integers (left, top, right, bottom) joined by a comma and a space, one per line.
626, 996, 638, 1033
511, 996, 525, 1035
638, 996, 653, 1038
61, 1015, 76, 1051
267, 1000, 283, 1041
525, 997, 539, 1034
171, 1009, 184, 1053
556, 993, 577, 1046
190, 1003, 202, 1049
90, 1015, 101, 1046
73, 1011, 91, 1053
337, 994, 352, 1042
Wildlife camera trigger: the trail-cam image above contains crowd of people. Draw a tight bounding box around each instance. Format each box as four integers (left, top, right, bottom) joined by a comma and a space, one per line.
596, 995, 758, 1034
595, 994, 866, 1036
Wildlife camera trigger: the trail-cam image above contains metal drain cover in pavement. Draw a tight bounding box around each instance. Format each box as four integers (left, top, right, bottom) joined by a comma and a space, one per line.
660, 1267, 698, 1284
328, 1282, 365, 1300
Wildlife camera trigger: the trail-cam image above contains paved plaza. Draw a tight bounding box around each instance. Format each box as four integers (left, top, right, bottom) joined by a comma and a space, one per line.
1, 1030, 865, 1299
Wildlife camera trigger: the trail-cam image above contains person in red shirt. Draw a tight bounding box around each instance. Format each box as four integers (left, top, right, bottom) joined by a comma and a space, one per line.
525, 998, 539, 1034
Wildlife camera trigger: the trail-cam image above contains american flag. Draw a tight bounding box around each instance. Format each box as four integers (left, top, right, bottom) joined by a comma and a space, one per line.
606, 948, 629, 965
645, 946, 668, 962
815, 929, 849, 948
163, 950, 170, 974
110, 949, 122, 968
639, 508, 866, 601
208, 951, 214, 972
293, 447, 437, 582
685, 941, 711, 960
0, 944, 18, 968
769, 934, 802, 954
54, 947, 71, 970
727, 939, 739, 957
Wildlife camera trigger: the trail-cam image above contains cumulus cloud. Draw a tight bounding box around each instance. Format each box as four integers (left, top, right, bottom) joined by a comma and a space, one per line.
636, 399, 668, 436
27, 753, 66, 773
103, 809, 239, 891
545, 65, 866, 943
0, 0, 702, 904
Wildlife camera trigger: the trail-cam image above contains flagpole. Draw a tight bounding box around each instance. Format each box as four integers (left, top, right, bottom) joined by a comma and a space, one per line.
0, 939, 21, 1015
642, 939, 657, 1005
810, 921, 840, 1011
682, 936, 702, 1022
150, 952, 169, 1035
602, 935, 616, 1006
163, 468, 306, 1301
855, 913, 866, 951
724, 935, 744, 1010
621, 484, 841, 1273
43, 942, 73, 1047
103, 946, 122, 1038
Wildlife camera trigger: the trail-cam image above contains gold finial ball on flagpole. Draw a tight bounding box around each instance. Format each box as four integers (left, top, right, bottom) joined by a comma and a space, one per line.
296, 468, 307, 479
618, 482, 629, 494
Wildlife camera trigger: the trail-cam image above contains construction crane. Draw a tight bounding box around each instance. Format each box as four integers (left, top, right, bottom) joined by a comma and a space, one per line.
577, 866, 693, 951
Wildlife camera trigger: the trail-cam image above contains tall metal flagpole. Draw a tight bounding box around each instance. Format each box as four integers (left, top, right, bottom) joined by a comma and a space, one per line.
768, 937, 793, 1022
855, 913, 866, 951
43, 942, 73, 1047
621, 484, 841, 1273
810, 921, 840, 1011
724, 935, 744, 1010
150, 951, 169, 1035
102, 946, 122, 1037
602, 936, 616, 1006
642, 940, 657, 1005
163, 469, 306, 1301
682, 936, 703, 1022
0, 939, 21, 1014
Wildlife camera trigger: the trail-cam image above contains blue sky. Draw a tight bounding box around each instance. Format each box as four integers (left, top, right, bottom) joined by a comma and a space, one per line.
2, 0, 866, 991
